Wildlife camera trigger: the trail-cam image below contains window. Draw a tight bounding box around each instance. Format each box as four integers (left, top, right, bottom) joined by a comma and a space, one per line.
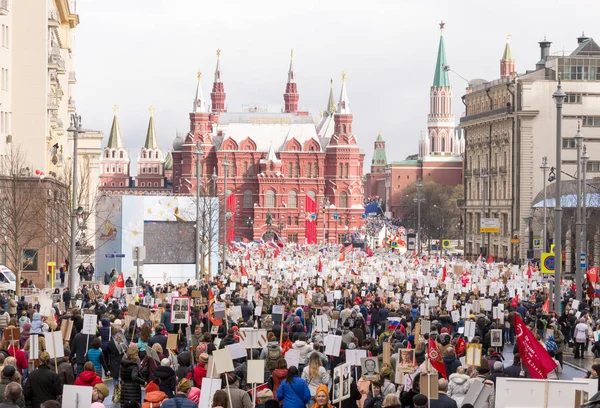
565, 93, 582, 104
583, 116, 600, 127
120, 151, 124, 159
119, 183, 123, 187
243, 190, 253, 208
141, 182, 145, 187
339, 163, 343, 177
105, 151, 109, 158
154, 166, 158, 173
313, 163, 318, 178
562, 138, 576, 149
587, 161, 600, 172
339, 192, 348, 208
244, 162, 248, 177
288, 191, 298, 208
294, 216, 299, 225
154, 182, 158, 187
266, 190, 275, 208
307, 164, 312, 178
308, 191, 316, 202
287, 234, 298, 243
112, 151, 116, 158
294, 163, 299, 177
288, 216, 292, 226
288, 162, 293, 177
344, 163, 349, 178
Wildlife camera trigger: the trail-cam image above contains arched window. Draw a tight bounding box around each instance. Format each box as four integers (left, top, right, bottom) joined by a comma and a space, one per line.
441, 137, 446, 152
105, 151, 109, 158
112, 166, 116, 173
142, 151, 146, 159
155, 152, 159, 159
339, 163, 343, 177
243, 190, 253, 208
339, 192, 348, 208
111, 151, 116, 158
118, 166, 122, 172
313, 163, 318, 178
294, 163, 299, 177
307, 164, 312, 178
288, 190, 298, 208
266, 190, 275, 208
120, 151, 124, 159
308, 190, 316, 201
288, 162, 293, 177
344, 163, 349, 178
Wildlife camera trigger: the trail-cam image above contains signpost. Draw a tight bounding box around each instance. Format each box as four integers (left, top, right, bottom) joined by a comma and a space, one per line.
105, 252, 125, 274
580, 253, 587, 269
407, 233, 416, 251
533, 238, 543, 250
480, 218, 500, 233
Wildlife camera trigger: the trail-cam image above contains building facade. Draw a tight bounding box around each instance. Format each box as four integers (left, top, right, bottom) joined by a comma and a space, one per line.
462, 33, 600, 267
365, 24, 464, 220
98, 51, 366, 244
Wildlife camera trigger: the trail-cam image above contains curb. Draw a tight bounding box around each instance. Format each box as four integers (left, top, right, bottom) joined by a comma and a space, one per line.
563, 360, 589, 373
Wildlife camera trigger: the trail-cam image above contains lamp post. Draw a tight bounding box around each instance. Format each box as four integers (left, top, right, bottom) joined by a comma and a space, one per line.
266, 211, 273, 241
414, 180, 424, 255
322, 197, 330, 243
211, 167, 217, 196
575, 125, 584, 301
540, 157, 549, 252
480, 169, 488, 258
193, 142, 204, 281
246, 216, 254, 240
553, 79, 566, 313
279, 216, 284, 240
582, 145, 589, 270
221, 155, 230, 274
67, 113, 82, 292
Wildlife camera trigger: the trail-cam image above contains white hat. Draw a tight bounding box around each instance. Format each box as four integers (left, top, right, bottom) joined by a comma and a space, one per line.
114, 319, 122, 326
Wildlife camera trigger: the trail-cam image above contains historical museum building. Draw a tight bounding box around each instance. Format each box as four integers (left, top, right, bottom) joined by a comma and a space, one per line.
99, 51, 365, 244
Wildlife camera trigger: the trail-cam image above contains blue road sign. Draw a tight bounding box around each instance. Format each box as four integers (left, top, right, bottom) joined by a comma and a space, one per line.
581, 253, 587, 269
115, 254, 126, 258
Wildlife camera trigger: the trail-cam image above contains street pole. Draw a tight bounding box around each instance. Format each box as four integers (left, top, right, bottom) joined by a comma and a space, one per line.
67, 114, 82, 293
541, 157, 549, 252
135, 247, 140, 287
194, 143, 204, 281
575, 126, 583, 301
582, 145, 589, 271
221, 155, 230, 274
553, 79, 566, 313
481, 170, 487, 258
415, 180, 423, 255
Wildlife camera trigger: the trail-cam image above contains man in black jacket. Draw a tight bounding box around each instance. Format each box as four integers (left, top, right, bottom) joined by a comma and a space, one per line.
61, 289, 71, 311
148, 324, 168, 351
72, 331, 93, 378
23, 352, 63, 408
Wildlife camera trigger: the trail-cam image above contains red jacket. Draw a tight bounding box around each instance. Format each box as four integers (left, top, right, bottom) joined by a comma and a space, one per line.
74, 370, 103, 387
7, 347, 27, 374
193, 362, 207, 388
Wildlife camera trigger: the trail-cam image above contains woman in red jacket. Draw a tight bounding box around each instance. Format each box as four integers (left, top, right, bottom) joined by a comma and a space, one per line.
193, 353, 208, 388
74, 362, 103, 387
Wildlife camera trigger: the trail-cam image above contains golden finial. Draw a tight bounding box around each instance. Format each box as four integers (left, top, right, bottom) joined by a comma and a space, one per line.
216, 49, 221, 57
290, 48, 294, 60
506, 33, 512, 42
149, 106, 154, 117
112, 105, 119, 115
197, 70, 202, 81
341, 72, 346, 82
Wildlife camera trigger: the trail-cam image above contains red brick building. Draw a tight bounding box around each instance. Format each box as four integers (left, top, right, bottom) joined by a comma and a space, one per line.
100, 51, 366, 244
364, 24, 463, 219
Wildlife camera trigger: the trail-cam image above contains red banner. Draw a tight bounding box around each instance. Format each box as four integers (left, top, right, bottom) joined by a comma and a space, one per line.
587, 266, 598, 283
304, 195, 317, 244
104, 273, 124, 301
226, 193, 235, 243
514, 313, 556, 379
428, 337, 447, 379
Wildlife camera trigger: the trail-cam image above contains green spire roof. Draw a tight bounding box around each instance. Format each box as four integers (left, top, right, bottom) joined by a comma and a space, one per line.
376, 133, 384, 142
107, 113, 123, 148
433, 33, 450, 87
164, 150, 173, 170
144, 114, 158, 149
502, 36, 513, 61
373, 147, 387, 166
327, 79, 336, 113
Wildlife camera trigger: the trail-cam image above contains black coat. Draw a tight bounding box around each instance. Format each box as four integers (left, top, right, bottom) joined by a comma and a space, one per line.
72, 332, 93, 364
120, 358, 145, 404
23, 366, 63, 408
148, 334, 167, 351
108, 337, 124, 380
153, 365, 177, 398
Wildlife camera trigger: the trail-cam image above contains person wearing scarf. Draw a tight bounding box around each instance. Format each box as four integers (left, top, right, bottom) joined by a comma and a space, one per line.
312, 384, 333, 408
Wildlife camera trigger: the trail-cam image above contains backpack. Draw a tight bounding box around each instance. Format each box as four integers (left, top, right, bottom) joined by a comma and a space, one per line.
545, 335, 558, 353
267, 347, 281, 371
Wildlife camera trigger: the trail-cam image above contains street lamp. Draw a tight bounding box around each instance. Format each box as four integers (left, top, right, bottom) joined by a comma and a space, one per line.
193, 142, 204, 281
575, 125, 584, 301
279, 216, 285, 240
221, 155, 230, 274
246, 216, 254, 240
322, 197, 330, 243
552, 78, 566, 313
480, 169, 488, 258
414, 180, 424, 255
582, 145, 589, 271
67, 113, 83, 292
541, 157, 549, 252
211, 167, 217, 197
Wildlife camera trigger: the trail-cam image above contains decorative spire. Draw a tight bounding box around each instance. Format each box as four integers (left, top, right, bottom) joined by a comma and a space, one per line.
502, 34, 513, 61
193, 71, 208, 113
327, 79, 336, 113
144, 106, 158, 149
214, 49, 222, 83
433, 22, 451, 87
288, 48, 295, 83
107, 105, 124, 148
337, 72, 350, 114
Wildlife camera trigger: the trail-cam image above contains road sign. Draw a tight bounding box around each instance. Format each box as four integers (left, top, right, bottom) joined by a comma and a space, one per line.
511, 238, 520, 244
541, 252, 555, 274
441, 240, 451, 249
580, 253, 587, 269
115, 254, 125, 258
406, 233, 416, 251
133, 246, 146, 260
480, 218, 499, 233
333, 214, 339, 220
105, 253, 125, 259
533, 238, 542, 249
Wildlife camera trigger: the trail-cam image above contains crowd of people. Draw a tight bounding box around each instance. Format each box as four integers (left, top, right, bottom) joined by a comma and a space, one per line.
1, 243, 599, 408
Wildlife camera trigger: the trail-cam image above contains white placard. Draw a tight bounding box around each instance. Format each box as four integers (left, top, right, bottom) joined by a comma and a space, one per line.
247, 360, 265, 384
62, 385, 93, 408
334, 290, 342, 300
226, 343, 247, 360
82, 314, 97, 335
464, 321, 476, 340
44, 331, 64, 359
345, 349, 367, 366
572, 299, 580, 311
483, 298, 492, 311
30, 334, 39, 360
199, 378, 222, 408
39, 298, 53, 317
212, 348, 234, 374
315, 315, 329, 332
324, 335, 342, 357
451, 310, 460, 323
297, 294, 305, 306
327, 293, 334, 303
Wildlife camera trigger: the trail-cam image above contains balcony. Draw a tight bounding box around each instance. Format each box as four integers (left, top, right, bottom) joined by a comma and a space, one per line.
460, 106, 514, 125
489, 167, 498, 176
0, 0, 8, 15
68, 71, 76, 84
465, 169, 472, 177
473, 169, 480, 176
48, 11, 59, 27
48, 51, 66, 73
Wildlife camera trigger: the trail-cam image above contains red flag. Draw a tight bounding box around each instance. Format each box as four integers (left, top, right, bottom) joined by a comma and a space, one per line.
318, 258, 323, 272
514, 313, 557, 379
476, 254, 482, 264
427, 337, 447, 379
542, 297, 550, 313
526, 265, 532, 279
240, 265, 248, 277
441, 265, 447, 282
104, 273, 125, 300
273, 247, 280, 258
455, 337, 466, 357
339, 252, 345, 262
366, 247, 373, 257
208, 289, 223, 327
245, 251, 251, 261
486, 255, 494, 264
587, 266, 598, 283
304, 194, 317, 244
511, 294, 519, 309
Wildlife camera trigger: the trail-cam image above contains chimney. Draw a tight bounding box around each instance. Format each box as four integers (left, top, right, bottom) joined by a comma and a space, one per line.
577, 32, 589, 44
536, 39, 552, 70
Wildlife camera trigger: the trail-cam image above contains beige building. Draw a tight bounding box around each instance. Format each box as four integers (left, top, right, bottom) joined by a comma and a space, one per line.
462, 34, 600, 268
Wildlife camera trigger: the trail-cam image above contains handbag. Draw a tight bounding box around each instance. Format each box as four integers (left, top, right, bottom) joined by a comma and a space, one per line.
112, 382, 121, 403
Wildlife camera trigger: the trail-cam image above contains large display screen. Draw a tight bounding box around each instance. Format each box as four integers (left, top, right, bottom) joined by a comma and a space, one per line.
143, 221, 195, 264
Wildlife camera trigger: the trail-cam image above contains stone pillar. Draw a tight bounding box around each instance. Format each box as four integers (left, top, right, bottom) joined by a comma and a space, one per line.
565, 226, 572, 274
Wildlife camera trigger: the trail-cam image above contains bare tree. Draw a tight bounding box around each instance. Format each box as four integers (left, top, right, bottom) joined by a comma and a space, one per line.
0, 145, 69, 296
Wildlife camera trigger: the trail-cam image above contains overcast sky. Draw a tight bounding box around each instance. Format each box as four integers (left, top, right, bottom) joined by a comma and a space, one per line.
75, 0, 599, 174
